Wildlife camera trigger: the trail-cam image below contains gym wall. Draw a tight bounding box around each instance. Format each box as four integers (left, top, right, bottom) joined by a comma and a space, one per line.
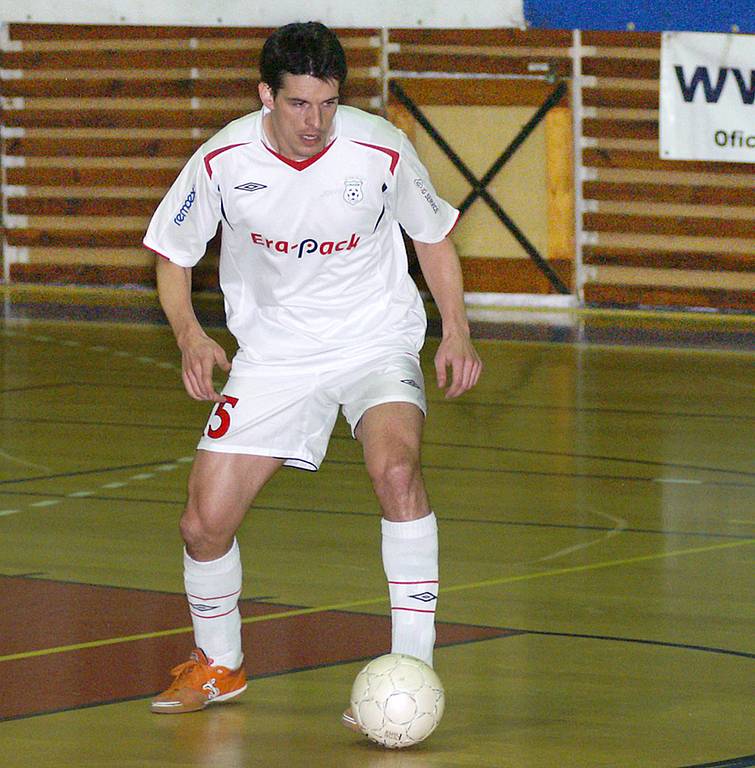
0, 1, 752, 311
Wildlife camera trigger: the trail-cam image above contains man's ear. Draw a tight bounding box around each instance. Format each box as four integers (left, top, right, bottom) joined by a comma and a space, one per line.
258, 82, 275, 109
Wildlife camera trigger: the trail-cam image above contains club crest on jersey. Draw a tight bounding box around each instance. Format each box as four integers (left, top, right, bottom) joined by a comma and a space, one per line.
343, 178, 364, 205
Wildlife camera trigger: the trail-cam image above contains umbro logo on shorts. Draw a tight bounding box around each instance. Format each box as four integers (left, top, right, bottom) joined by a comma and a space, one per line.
235, 181, 267, 193
401, 379, 421, 389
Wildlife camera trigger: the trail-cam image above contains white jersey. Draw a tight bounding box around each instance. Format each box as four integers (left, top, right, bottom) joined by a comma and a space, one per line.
144, 105, 458, 372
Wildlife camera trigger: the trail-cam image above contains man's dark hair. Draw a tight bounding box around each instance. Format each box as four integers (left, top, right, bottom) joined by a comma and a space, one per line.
260, 22, 348, 95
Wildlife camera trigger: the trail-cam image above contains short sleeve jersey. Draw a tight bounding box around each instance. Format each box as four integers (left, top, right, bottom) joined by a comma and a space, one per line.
144, 105, 458, 372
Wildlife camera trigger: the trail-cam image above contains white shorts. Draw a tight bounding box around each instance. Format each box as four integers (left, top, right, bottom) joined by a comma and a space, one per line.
196, 352, 426, 470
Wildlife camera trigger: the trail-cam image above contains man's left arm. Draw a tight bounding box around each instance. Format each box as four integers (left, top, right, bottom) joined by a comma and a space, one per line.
414, 237, 483, 398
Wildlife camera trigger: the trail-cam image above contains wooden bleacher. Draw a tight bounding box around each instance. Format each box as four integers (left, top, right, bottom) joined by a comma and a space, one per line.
1, 23, 753, 311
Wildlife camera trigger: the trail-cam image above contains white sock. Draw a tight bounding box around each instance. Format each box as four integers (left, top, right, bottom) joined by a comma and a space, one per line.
184, 538, 243, 670
382, 512, 438, 668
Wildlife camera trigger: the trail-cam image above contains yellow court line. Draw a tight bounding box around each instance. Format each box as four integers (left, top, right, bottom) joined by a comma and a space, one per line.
1, 537, 752, 664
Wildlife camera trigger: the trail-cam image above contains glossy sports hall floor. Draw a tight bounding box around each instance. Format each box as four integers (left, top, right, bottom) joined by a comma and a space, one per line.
1, 286, 753, 768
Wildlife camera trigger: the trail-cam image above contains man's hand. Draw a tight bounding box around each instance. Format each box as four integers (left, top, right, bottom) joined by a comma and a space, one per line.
413, 237, 482, 399
434, 330, 482, 399
155, 256, 231, 402
178, 331, 231, 402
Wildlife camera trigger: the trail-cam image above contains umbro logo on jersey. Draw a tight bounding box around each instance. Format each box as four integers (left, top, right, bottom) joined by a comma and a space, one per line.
235, 181, 267, 193
401, 379, 421, 389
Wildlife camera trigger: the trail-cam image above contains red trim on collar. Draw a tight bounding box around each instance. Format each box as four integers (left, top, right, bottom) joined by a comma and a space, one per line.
263, 140, 335, 171
203, 143, 250, 179
351, 140, 400, 175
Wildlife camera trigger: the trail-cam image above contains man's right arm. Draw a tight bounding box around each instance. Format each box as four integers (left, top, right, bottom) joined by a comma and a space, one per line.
156, 255, 230, 402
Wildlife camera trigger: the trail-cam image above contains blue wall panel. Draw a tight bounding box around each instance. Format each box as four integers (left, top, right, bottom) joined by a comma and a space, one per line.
525, 0, 753, 33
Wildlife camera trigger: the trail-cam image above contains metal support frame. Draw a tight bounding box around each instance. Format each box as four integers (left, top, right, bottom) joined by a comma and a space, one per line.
570, 28, 587, 304
389, 79, 570, 295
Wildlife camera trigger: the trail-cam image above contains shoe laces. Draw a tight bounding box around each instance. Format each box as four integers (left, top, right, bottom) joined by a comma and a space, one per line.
167, 655, 210, 689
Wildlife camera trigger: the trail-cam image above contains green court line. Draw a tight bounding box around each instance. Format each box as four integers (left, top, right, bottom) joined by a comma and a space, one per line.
1, 537, 752, 664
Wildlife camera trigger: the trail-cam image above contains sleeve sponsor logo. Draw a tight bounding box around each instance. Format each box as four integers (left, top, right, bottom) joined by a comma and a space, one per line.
413, 178, 439, 214
173, 186, 196, 226
250, 231, 360, 258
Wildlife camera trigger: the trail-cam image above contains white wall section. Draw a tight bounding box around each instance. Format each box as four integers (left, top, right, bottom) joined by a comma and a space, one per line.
0, 0, 524, 28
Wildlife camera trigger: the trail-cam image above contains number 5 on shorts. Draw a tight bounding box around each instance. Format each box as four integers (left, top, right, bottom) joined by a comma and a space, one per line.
206, 396, 239, 439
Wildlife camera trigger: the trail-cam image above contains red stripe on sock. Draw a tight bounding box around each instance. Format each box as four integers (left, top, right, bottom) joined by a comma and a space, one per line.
387, 580, 439, 585
189, 607, 239, 619
391, 607, 436, 614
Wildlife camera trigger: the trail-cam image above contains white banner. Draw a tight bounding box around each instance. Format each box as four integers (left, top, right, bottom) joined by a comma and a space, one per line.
659, 31, 754, 164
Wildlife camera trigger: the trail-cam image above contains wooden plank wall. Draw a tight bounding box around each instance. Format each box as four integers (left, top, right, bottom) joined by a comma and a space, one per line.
386, 28, 573, 296
578, 31, 755, 312
1, 24, 753, 312
0, 24, 381, 287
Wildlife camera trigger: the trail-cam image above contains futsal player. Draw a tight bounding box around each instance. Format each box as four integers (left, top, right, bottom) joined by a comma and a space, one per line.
143, 21, 482, 720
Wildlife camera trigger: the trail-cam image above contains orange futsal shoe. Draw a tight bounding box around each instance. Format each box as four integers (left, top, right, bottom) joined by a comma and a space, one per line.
150, 648, 247, 714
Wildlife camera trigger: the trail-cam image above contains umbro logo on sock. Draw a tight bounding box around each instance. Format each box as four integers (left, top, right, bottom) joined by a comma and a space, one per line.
189, 602, 219, 613
409, 592, 437, 603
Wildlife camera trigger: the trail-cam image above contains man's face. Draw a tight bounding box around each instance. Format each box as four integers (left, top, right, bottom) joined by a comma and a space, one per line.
259, 74, 340, 161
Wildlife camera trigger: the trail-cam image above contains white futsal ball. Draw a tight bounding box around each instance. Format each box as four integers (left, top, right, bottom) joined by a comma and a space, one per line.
349, 653, 445, 749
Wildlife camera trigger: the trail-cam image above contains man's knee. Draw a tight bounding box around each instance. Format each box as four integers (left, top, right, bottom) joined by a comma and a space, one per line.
366, 451, 428, 519
179, 498, 236, 559
368, 453, 417, 492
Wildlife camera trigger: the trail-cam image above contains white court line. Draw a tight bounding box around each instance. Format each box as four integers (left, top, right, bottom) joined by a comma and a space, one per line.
534, 510, 628, 565
1, 459, 191, 518
0, 449, 52, 472
654, 478, 704, 485
0, 328, 190, 519
1, 327, 181, 375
